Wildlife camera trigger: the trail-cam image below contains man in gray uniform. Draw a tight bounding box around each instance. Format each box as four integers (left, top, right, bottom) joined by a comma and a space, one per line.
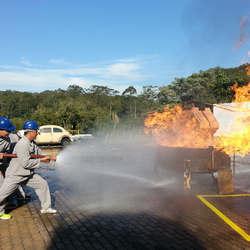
0, 120, 57, 220
0, 117, 26, 204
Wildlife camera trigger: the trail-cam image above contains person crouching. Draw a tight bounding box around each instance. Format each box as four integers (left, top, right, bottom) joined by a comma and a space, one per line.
0, 120, 57, 220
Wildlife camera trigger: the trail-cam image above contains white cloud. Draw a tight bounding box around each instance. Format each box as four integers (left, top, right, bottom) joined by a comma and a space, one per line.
0, 57, 151, 92
48, 58, 71, 66
107, 62, 140, 77
20, 57, 32, 67
0, 69, 67, 91
65, 77, 89, 87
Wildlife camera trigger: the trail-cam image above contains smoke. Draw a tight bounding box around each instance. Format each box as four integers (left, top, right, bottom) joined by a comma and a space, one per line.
233, 155, 250, 192
236, 15, 250, 64
56, 131, 178, 213
181, 0, 250, 67
235, 16, 249, 49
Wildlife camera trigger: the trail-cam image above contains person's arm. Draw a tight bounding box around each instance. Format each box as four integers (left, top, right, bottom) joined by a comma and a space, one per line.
32, 143, 50, 163
15, 142, 41, 170
0, 138, 11, 152
0, 138, 11, 161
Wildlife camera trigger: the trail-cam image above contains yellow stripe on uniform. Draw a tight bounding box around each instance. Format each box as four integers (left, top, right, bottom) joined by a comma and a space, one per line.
197, 195, 250, 241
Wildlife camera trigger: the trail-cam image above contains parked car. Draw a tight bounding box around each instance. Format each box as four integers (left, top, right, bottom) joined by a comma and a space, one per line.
35, 125, 73, 146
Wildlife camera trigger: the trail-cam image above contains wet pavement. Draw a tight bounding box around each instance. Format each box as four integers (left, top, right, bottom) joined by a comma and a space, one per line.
1, 151, 250, 249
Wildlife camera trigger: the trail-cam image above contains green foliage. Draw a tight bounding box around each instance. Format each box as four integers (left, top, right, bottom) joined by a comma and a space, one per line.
158, 64, 250, 105
0, 85, 156, 132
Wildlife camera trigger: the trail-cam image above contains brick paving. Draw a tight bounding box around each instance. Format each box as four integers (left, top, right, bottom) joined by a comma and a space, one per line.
0, 160, 250, 249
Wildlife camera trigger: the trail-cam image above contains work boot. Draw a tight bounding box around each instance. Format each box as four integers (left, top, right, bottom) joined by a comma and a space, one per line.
40, 208, 57, 214
0, 213, 12, 220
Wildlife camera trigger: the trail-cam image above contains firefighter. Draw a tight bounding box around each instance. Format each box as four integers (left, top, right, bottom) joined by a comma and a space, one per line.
0, 120, 57, 220
0, 117, 27, 207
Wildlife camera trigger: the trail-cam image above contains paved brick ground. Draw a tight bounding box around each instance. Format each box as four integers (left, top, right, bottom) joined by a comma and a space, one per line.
0, 155, 250, 249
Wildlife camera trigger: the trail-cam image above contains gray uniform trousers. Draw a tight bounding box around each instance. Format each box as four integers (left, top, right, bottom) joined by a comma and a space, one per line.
0, 136, 51, 213
0, 136, 26, 198
0, 172, 3, 188
0, 174, 51, 213
0, 137, 11, 188
9, 133, 26, 198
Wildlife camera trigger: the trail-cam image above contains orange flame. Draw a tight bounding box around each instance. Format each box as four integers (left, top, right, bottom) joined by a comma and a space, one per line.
144, 105, 218, 148
231, 83, 250, 102
215, 66, 250, 155
215, 125, 250, 156
145, 66, 250, 154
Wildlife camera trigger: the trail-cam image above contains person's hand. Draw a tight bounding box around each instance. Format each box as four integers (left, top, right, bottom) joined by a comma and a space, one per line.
40, 156, 51, 163
50, 155, 57, 161
0, 153, 3, 160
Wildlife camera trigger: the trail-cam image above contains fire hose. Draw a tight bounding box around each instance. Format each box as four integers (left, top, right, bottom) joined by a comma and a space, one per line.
2, 153, 57, 169
2, 153, 56, 161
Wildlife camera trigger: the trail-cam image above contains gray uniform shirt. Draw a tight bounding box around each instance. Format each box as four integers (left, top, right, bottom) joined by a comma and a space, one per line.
6, 136, 41, 177
9, 133, 21, 144
0, 137, 11, 170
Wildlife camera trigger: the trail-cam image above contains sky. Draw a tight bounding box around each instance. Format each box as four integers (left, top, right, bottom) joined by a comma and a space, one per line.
0, 0, 250, 93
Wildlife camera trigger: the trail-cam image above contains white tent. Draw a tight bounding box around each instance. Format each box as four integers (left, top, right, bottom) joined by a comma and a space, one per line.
213, 102, 250, 136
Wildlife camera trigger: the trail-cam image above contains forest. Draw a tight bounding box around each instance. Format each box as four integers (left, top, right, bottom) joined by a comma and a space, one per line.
0, 64, 249, 133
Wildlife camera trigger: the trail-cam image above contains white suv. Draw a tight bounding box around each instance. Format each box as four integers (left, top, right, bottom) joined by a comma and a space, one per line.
35, 125, 73, 146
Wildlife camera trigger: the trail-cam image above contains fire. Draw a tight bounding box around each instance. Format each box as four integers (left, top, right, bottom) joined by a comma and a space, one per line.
215, 81, 250, 155
144, 105, 218, 148
215, 125, 250, 156
246, 65, 250, 76
145, 66, 250, 155
231, 83, 250, 102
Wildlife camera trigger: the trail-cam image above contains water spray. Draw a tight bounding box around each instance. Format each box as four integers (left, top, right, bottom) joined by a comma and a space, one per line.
55, 132, 180, 212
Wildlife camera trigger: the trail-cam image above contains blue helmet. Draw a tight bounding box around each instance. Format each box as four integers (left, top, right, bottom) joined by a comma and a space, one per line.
23, 120, 39, 131
0, 116, 16, 132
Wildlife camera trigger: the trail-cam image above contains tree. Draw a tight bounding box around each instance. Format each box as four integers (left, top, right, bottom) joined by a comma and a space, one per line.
122, 86, 137, 96
158, 85, 180, 104
0, 63, 249, 133
86, 85, 119, 96
67, 85, 85, 97
141, 85, 159, 101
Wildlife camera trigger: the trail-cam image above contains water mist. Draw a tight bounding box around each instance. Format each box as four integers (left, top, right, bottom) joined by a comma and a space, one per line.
56, 131, 177, 213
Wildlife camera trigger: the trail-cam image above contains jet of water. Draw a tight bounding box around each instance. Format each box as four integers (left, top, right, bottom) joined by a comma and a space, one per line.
56, 131, 179, 212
